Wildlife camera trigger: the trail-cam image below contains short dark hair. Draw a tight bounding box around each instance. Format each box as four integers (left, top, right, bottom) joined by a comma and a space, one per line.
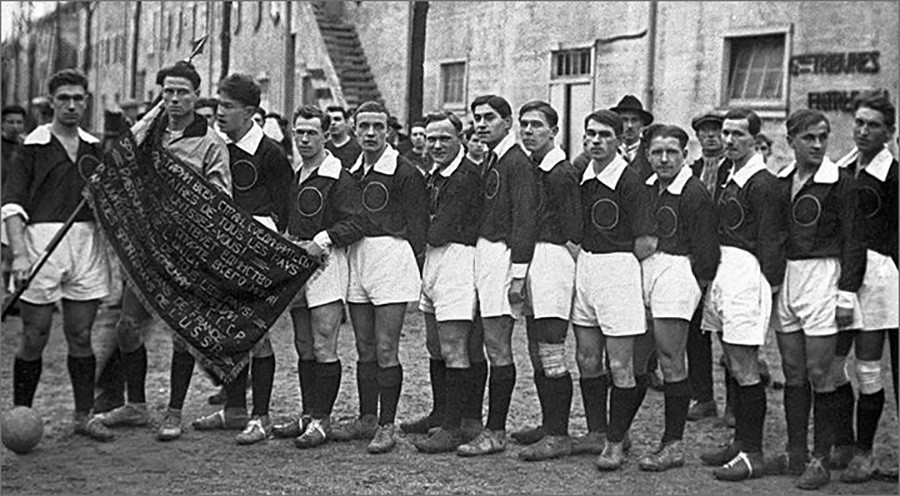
723, 107, 761, 135
195, 97, 218, 111
2, 105, 27, 119
254, 107, 267, 118
325, 105, 350, 119
584, 109, 624, 137
410, 120, 426, 131
644, 124, 690, 149
519, 100, 559, 128
754, 133, 772, 146
786, 109, 830, 137
854, 91, 896, 129
293, 105, 331, 132
156, 61, 201, 90
424, 111, 463, 133
218, 73, 261, 108
48, 69, 89, 94
354, 101, 390, 120
470, 95, 512, 119
463, 126, 476, 140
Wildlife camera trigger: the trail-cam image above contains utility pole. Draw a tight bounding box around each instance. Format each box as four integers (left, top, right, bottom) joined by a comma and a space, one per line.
405, 1, 428, 127
282, 0, 294, 117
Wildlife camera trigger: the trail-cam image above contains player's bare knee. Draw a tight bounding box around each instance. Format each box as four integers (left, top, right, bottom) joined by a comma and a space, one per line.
807, 364, 834, 392
855, 360, 883, 395
575, 348, 601, 375
609, 365, 636, 388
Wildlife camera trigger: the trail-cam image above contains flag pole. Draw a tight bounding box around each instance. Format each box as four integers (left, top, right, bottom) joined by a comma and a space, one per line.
2, 35, 209, 319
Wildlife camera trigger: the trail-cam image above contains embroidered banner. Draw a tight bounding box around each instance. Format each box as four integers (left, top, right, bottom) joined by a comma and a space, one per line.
85, 126, 317, 382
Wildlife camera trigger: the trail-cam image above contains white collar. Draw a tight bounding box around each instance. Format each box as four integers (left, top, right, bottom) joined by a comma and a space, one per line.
581, 154, 629, 189
491, 130, 518, 161
429, 148, 464, 178
225, 123, 265, 155
726, 153, 767, 188
536, 146, 566, 172
297, 150, 342, 180
646, 165, 693, 195
24, 123, 100, 145
836, 146, 892, 182
350, 145, 399, 176
777, 157, 839, 184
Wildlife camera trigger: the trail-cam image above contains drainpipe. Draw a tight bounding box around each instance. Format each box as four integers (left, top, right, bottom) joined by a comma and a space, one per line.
220, 1, 231, 81
283, 0, 294, 116
130, 1, 141, 98
645, 0, 658, 112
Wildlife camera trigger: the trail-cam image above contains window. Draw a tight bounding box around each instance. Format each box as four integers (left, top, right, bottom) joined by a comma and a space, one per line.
166, 14, 173, 51
551, 48, 592, 79
177, 9, 183, 47
191, 5, 197, 41
440, 62, 465, 107
723, 29, 790, 112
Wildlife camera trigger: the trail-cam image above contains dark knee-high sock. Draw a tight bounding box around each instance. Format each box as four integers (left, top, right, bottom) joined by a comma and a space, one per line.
889, 329, 898, 406
662, 379, 691, 443
298, 359, 316, 416
357, 361, 379, 418
832, 382, 856, 448
738, 383, 766, 454
580, 375, 608, 434
13, 357, 42, 407
168, 350, 194, 410
856, 389, 885, 452
314, 361, 342, 418
534, 373, 548, 428
784, 383, 811, 456
731, 378, 745, 447
442, 367, 467, 430
377, 365, 403, 425
96, 349, 124, 398
225, 366, 248, 411
122, 346, 147, 404
463, 360, 487, 422
486, 364, 516, 431
813, 390, 837, 459
544, 373, 573, 436
67, 355, 96, 414
724, 368, 737, 415
251, 355, 275, 417
428, 359, 447, 419
608, 375, 649, 443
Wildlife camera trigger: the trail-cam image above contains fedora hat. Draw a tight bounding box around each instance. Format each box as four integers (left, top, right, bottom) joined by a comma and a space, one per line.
609, 95, 654, 126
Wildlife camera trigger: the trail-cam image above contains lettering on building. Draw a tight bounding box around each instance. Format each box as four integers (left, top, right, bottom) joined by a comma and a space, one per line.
790, 51, 880, 76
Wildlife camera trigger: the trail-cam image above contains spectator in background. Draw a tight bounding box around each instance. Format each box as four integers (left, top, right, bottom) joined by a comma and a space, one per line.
252, 107, 266, 128
195, 98, 219, 128
1, 104, 27, 309
463, 126, 486, 166
29, 97, 54, 130
403, 121, 431, 175
325, 105, 363, 169
755, 133, 773, 165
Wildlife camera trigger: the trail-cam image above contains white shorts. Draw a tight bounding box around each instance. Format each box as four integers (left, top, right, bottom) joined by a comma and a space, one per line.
419, 243, 477, 322
290, 245, 349, 309
642, 252, 701, 321
571, 250, 645, 336
856, 250, 899, 331
21, 222, 110, 304
525, 242, 575, 320
777, 258, 863, 336
475, 238, 518, 318
702, 246, 771, 346
348, 236, 421, 305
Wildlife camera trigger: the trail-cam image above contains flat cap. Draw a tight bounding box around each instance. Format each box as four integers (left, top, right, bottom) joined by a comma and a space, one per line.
691, 110, 725, 131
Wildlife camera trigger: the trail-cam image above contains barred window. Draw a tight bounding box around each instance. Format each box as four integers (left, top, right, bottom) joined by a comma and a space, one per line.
440, 62, 465, 106
551, 48, 592, 79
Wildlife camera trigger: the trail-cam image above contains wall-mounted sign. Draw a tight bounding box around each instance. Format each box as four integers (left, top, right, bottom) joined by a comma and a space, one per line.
808, 89, 890, 113
791, 51, 880, 76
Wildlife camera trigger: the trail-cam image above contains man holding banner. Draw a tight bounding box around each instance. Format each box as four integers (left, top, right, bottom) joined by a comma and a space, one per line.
190, 73, 294, 445
2, 69, 114, 441
95, 61, 233, 442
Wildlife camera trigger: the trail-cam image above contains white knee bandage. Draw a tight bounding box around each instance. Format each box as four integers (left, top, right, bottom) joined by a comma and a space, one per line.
538, 343, 568, 378
856, 360, 883, 395
832, 356, 850, 386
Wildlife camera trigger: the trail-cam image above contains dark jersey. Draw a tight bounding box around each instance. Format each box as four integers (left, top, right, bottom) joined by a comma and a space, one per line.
287, 153, 363, 248
534, 148, 582, 245
227, 129, 293, 232
840, 148, 899, 265
479, 133, 538, 266
647, 168, 720, 282
776, 160, 866, 294
326, 137, 363, 170
349, 147, 429, 256
2, 124, 101, 223
713, 156, 786, 287
580, 155, 656, 254
426, 151, 483, 247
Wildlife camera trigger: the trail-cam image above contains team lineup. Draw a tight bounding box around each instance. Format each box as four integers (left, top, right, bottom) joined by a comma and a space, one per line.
1, 61, 897, 491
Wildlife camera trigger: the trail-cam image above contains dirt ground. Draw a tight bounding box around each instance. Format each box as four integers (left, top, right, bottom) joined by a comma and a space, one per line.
1, 303, 897, 495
